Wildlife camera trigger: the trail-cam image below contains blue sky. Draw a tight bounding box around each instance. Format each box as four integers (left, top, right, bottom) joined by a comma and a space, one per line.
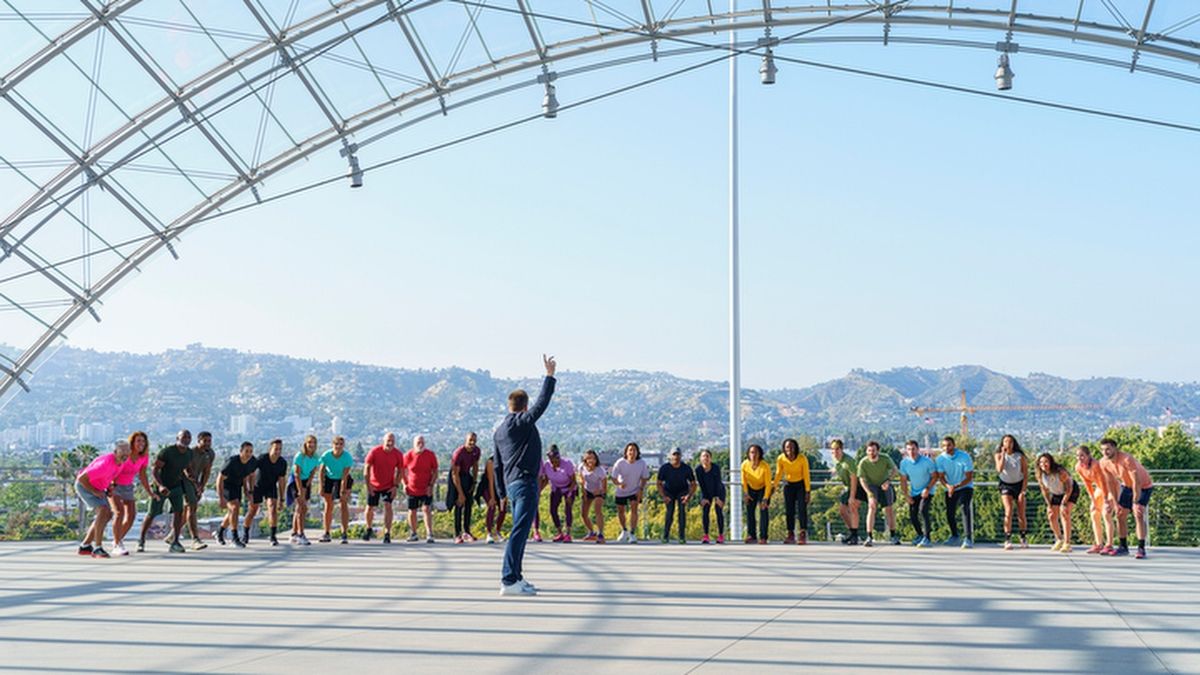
53, 23, 1200, 389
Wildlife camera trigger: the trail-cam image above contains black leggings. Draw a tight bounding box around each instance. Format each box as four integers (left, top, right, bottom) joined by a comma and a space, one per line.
782, 482, 809, 534
946, 487, 975, 539
701, 498, 725, 535
663, 495, 687, 539
450, 472, 475, 536
908, 494, 932, 538
746, 488, 769, 540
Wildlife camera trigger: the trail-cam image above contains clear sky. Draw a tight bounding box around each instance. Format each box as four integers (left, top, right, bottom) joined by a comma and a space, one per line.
45, 14, 1200, 389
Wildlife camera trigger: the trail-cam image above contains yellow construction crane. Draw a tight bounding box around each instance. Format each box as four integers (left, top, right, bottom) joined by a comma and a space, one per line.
910, 390, 1102, 439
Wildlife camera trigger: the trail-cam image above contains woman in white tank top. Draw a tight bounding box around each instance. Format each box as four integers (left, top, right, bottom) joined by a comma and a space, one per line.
993, 434, 1029, 549
1037, 452, 1080, 553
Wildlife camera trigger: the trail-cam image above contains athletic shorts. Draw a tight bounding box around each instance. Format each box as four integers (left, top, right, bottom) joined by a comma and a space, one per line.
1117, 485, 1153, 510
583, 490, 606, 502
1050, 481, 1081, 506
407, 494, 432, 510
252, 484, 279, 505
183, 480, 200, 506
223, 483, 244, 503
322, 476, 354, 500
865, 483, 896, 507
74, 479, 109, 511
111, 483, 135, 502
839, 485, 869, 505
148, 484, 185, 517
368, 489, 395, 507
614, 494, 639, 506
998, 480, 1025, 497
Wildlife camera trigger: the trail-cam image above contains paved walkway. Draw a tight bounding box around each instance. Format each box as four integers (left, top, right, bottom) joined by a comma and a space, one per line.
0, 539, 1196, 674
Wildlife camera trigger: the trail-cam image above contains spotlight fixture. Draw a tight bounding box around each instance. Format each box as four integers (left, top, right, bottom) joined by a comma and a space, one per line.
995, 52, 1014, 91
760, 49, 777, 85
542, 81, 559, 119
348, 154, 363, 188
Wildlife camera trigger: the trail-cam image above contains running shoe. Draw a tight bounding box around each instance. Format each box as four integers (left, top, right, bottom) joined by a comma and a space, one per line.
863, 536, 874, 547
1051, 540, 1062, 552
784, 534, 796, 545
486, 533, 496, 544
1085, 544, 1104, 554
1113, 545, 1130, 556
1020, 535, 1029, 549
944, 535, 962, 547
596, 534, 605, 544
583, 532, 597, 542
407, 533, 419, 542
299, 534, 312, 546
533, 531, 543, 543
454, 535, 464, 544
91, 547, 110, 559
289, 533, 299, 543
678, 538, 686, 545
426, 536, 435, 544
270, 536, 279, 547
1060, 544, 1072, 554
319, 532, 332, 543
169, 540, 186, 553
340, 536, 348, 545
519, 579, 539, 593
553, 533, 566, 543
112, 543, 129, 556
890, 533, 902, 546
758, 539, 767, 545
1135, 547, 1146, 559
191, 539, 208, 551
701, 535, 710, 544
915, 537, 931, 549
136, 540, 145, 553
1004, 538, 1013, 551
961, 538, 974, 549
744, 536, 756, 544
499, 581, 537, 597
616, 530, 629, 543
363, 528, 373, 542
844, 534, 859, 546
233, 537, 246, 549
1101, 545, 1116, 555
660, 536, 670, 544
464, 533, 478, 542
629, 534, 638, 544
798, 531, 807, 545
563, 534, 573, 543
77, 544, 93, 556
382, 533, 391, 544
715, 535, 725, 544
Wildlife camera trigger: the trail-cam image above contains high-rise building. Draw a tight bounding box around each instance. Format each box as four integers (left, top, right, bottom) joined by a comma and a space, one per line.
60, 414, 80, 439
229, 414, 257, 438
330, 416, 343, 436
35, 421, 59, 447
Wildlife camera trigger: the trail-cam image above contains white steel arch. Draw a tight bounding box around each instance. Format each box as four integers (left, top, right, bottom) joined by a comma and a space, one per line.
1, 0, 1198, 399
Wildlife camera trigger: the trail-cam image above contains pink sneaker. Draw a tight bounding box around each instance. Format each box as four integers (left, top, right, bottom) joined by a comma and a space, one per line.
1086, 544, 1104, 554
552, 532, 565, 543
701, 535, 710, 544
716, 535, 725, 544
533, 531, 543, 543
454, 535, 464, 544
563, 534, 573, 543
1102, 545, 1117, 556
582, 532, 597, 542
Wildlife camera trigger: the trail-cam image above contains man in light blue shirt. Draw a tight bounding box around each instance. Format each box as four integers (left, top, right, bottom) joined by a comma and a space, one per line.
935, 436, 975, 548
899, 440, 938, 548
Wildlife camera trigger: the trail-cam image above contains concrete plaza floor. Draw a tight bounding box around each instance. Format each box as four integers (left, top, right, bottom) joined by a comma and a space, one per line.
0, 538, 1196, 674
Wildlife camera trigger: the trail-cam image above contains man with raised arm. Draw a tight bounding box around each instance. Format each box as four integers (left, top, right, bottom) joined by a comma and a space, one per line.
495, 355, 557, 597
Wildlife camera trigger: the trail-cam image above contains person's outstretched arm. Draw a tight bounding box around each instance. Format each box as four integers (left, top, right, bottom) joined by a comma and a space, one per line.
520, 355, 557, 424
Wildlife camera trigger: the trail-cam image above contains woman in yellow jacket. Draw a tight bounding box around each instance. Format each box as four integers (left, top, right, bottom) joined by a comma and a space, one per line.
774, 438, 812, 545
741, 444, 772, 544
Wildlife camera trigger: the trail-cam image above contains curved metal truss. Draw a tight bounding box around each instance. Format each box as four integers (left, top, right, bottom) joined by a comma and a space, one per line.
1, 0, 1198, 400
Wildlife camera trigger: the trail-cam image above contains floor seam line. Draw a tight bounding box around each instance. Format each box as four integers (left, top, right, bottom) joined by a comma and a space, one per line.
1067, 554, 1174, 674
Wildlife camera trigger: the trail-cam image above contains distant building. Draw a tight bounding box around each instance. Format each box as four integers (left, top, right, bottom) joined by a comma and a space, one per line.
78, 422, 115, 446
60, 414, 80, 439
229, 414, 257, 437
283, 415, 312, 434
330, 415, 343, 436
36, 421, 60, 446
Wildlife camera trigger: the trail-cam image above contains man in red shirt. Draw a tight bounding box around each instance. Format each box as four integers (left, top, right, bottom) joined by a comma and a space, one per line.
364, 432, 404, 544
404, 435, 439, 543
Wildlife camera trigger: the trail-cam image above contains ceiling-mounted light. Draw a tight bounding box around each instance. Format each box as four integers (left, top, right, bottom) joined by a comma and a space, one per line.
348, 154, 363, 188
995, 52, 1014, 91
542, 81, 559, 119
760, 49, 777, 85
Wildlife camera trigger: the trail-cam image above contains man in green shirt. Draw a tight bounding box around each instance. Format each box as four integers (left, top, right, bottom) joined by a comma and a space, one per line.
830, 439, 863, 545
138, 430, 195, 553
856, 441, 900, 547
184, 431, 215, 550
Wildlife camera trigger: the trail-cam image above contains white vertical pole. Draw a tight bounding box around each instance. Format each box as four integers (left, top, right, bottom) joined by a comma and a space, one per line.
727, 0, 743, 543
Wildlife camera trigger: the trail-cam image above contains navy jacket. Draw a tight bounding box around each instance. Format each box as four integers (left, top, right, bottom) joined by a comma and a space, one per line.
494, 376, 555, 498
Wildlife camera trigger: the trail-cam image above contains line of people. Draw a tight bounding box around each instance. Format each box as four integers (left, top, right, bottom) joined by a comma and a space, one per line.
71, 429, 1156, 558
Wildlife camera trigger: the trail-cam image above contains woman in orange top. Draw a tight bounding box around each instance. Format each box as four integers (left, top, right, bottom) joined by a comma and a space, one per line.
1074, 445, 1114, 555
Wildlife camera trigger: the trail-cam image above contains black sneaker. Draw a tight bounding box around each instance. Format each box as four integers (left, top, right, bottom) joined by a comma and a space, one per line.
319, 532, 332, 543
363, 528, 373, 542
890, 534, 902, 546
233, 536, 246, 549
90, 547, 110, 559
340, 536, 348, 545
136, 540, 145, 553
845, 534, 860, 546
77, 544, 93, 556
382, 533, 391, 544
270, 536, 279, 547
217, 532, 227, 546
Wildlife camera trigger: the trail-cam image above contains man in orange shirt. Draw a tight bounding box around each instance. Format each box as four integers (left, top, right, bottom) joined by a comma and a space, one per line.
1098, 438, 1154, 559
1074, 445, 1114, 555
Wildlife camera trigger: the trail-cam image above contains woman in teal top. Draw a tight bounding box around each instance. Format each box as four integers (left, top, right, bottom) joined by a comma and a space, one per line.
290, 434, 321, 545
319, 436, 355, 543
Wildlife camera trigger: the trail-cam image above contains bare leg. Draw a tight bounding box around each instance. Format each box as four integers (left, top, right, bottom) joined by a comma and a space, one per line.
1047, 505, 1062, 543
322, 495, 334, 535
422, 505, 433, 538
1017, 491, 1028, 533
1061, 502, 1073, 545
383, 501, 393, 536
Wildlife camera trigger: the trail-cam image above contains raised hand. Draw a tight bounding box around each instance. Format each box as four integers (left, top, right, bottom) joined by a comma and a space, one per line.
543, 354, 557, 377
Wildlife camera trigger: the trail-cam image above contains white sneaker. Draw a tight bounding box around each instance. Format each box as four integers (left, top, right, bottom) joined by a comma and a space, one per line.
112, 543, 129, 557
616, 530, 629, 543
289, 534, 299, 543
519, 579, 539, 593
299, 534, 311, 546
500, 581, 537, 597
629, 533, 638, 545
486, 533, 496, 544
